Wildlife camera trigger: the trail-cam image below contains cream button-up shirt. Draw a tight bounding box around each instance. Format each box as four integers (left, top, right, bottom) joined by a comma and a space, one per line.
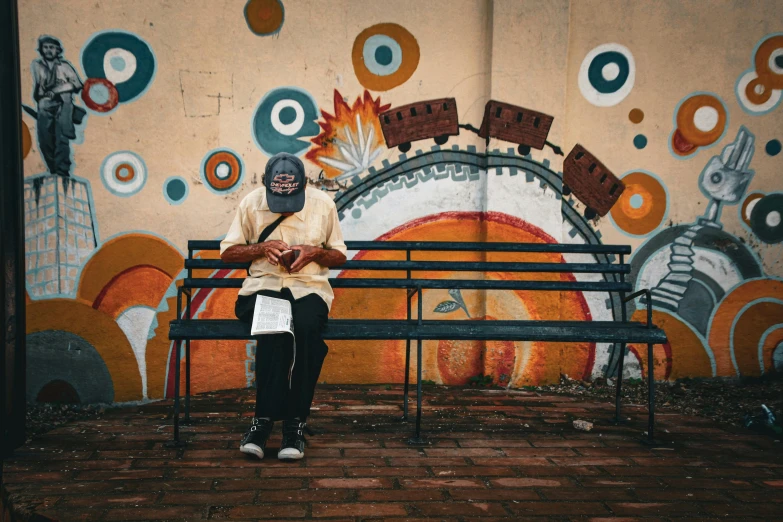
219, 186, 347, 311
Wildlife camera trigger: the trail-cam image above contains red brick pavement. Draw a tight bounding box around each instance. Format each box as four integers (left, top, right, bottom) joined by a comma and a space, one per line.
2, 385, 783, 521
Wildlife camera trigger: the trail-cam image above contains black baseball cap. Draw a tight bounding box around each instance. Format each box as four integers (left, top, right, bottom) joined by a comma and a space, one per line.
264, 152, 306, 213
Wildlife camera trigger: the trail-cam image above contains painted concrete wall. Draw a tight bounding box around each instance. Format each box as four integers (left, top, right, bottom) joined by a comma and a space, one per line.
18, 0, 783, 404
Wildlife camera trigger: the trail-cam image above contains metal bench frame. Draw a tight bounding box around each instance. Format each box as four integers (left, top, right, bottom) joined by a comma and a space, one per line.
166, 241, 667, 447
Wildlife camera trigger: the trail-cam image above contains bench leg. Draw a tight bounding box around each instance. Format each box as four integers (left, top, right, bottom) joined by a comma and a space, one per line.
611, 342, 626, 425
164, 340, 186, 448
184, 340, 191, 424
402, 339, 410, 421
645, 342, 656, 444
408, 339, 426, 445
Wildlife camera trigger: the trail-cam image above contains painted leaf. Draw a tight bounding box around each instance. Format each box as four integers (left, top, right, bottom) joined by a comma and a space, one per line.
433, 301, 460, 313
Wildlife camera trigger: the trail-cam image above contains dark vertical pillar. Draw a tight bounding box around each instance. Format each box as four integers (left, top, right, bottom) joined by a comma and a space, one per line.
0, 0, 27, 461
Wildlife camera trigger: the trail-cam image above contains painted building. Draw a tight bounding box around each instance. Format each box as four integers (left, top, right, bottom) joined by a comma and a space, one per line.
17, 0, 783, 404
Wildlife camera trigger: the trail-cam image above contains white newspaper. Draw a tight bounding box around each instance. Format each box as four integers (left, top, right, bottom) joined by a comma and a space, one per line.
251, 295, 296, 388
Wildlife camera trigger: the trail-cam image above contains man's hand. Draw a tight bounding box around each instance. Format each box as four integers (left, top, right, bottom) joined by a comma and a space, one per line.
260, 240, 289, 266
287, 245, 320, 273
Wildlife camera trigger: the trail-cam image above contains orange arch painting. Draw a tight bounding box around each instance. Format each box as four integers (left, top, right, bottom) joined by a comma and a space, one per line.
27, 299, 142, 402
708, 279, 783, 376
628, 309, 712, 381
325, 212, 594, 387
77, 233, 183, 304
92, 265, 173, 319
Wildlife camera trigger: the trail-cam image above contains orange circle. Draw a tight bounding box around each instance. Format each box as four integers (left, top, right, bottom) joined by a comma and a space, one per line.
22, 120, 31, 159
610, 172, 667, 236
628, 108, 644, 124
114, 162, 136, 182
351, 23, 420, 91
746, 77, 772, 105
754, 35, 783, 89
326, 212, 594, 386
205, 151, 241, 190
245, 0, 284, 35
741, 192, 765, 225
676, 94, 727, 146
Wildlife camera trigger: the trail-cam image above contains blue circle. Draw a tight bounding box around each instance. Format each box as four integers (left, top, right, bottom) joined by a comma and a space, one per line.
351, 207, 362, 219
90, 83, 110, 104
587, 51, 629, 94
110, 56, 126, 71
81, 31, 156, 103
766, 139, 781, 156
279, 106, 297, 125
163, 176, 188, 205
776, 56, 783, 69
375, 45, 393, 66
630, 194, 644, 209
633, 134, 647, 149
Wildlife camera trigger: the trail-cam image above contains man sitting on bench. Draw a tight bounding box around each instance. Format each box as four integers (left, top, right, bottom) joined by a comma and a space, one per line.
220, 152, 347, 461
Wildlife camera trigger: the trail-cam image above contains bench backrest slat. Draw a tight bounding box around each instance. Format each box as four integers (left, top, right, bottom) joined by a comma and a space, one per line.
182, 277, 632, 292
189, 239, 631, 255
185, 258, 630, 274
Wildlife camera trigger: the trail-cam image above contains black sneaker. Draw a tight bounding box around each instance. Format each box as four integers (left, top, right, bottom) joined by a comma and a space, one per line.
239, 417, 274, 459
278, 419, 306, 460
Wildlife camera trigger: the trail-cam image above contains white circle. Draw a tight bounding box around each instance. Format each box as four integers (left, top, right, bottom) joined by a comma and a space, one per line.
215, 162, 231, 179
736, 69, 782, 114
693, 106, 719, 132
103, 48, 137, 84
101, 151, 146, 196
602, 62, 620, 81
362, 34, 403, 77
769, 48, 783, 75
578, 43, 636, 107
766, 210, 781, 228
746, 198, 760, 219
270, 100, 305, 136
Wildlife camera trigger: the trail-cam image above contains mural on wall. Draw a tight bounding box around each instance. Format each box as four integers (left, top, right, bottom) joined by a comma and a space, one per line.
19, 7, 783, 405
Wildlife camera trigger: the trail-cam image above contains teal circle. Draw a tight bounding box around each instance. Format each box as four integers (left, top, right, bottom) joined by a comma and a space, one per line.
110, 56, 126, 71
766, 139, 781, 157
630, 194, 643, 209
375, 45, 393, 66
279, 106, 297, 125
633, 134, 647, 149
165, 178, 187, 202
351, 207, 362, 219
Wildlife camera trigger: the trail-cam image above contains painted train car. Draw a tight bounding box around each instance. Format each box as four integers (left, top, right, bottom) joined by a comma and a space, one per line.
379, 97, 459, 152
478, 100, 554, 155
563, 144, 625, 220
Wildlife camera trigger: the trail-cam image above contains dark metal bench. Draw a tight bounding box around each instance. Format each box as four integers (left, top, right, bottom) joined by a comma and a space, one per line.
166, 240, 667, 447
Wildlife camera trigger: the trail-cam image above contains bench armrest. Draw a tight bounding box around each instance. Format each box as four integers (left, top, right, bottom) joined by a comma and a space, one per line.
622, 288, 652, 328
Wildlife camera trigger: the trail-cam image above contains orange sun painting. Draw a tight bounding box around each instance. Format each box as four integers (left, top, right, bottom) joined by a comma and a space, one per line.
306, 89, 390, 180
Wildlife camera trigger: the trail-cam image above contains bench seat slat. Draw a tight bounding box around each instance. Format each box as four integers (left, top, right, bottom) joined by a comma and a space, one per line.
169, 319, 667, 344
184, 259, 630, 274
189, 240, 632, 255
181, 278, 633, 292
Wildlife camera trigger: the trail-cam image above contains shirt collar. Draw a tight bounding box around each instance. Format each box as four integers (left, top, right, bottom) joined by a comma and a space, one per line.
256, 190, 307, 221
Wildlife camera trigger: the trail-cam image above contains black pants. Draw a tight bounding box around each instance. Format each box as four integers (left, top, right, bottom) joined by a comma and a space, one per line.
235, 288, 329, 422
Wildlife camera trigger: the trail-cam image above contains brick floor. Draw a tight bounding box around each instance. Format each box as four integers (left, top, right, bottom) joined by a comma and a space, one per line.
2, 384, 783, 521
